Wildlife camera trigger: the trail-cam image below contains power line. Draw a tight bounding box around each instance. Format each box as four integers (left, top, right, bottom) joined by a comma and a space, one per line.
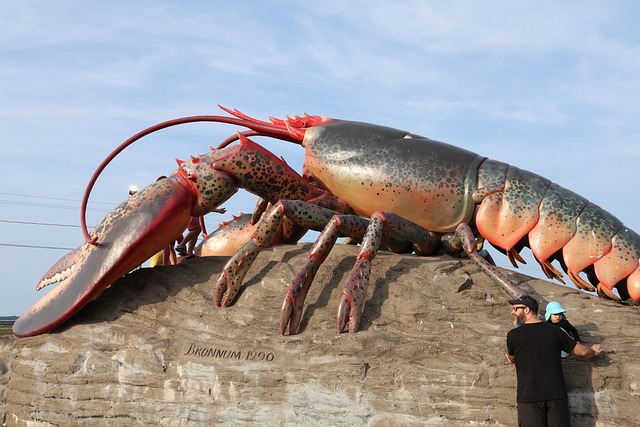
0, 199, 112, 213
0, 192, 116, 206
0, 219, 86, 228
0, 191, 117, 213
0, 192, 125, 252
0, 243, 76, 251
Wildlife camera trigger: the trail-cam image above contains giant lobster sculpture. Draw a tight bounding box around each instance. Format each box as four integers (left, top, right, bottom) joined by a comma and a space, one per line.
13, 106, 640, 337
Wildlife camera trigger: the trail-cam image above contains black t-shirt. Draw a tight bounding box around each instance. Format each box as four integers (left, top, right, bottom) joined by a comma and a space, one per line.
548, 318, 581, 342
507, 321, 577, 402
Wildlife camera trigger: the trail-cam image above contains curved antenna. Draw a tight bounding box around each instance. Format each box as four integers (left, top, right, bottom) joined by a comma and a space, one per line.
81, 112, 302, 245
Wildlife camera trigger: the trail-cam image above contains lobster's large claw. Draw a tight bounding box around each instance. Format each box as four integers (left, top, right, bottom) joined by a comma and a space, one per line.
13, 175, 199, 337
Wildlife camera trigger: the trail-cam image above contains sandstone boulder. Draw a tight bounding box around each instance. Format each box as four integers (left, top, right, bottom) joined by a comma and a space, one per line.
1, 244, 638, 426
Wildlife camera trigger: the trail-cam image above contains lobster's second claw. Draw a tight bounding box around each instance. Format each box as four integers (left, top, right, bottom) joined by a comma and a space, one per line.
196, 213, 255, 257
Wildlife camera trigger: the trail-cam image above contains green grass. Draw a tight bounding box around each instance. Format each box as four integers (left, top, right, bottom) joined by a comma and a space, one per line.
0, 325, 13, 336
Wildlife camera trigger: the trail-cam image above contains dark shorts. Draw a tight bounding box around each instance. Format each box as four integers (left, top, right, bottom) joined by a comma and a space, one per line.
518, 399, 571, 426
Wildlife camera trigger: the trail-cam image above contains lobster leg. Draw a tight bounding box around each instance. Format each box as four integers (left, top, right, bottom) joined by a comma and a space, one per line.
213, 199, 354, 307
279, 208, 447, 334
280, 212, 371, 335
336, 212, 439, 333
336, 214, 386, 334
214, 200, 443, 334
452, 223, 526, 299
213, 204, 287, 307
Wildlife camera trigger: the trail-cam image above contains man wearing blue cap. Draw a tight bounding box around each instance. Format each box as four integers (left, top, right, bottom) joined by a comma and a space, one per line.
506, 295, 603, 426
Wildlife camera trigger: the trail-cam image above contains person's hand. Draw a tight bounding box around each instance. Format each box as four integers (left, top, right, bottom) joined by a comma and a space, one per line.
591, 344, 603, 356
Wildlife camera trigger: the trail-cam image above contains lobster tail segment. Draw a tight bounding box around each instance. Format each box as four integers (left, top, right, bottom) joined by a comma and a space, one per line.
474, 159, 640, 302
475, 161, 551, 255
556, 199, 640, 301
625, 268, 640, 301
592, 228, 640, 298
562, 204, 621, 274
528, 183, 587, 263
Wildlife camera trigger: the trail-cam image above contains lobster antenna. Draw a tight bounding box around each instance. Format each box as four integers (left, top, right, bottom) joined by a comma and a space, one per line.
80, 111, 303, 245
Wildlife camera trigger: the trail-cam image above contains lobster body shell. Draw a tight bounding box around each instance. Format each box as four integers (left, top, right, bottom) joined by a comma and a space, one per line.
303, 121, 483, 233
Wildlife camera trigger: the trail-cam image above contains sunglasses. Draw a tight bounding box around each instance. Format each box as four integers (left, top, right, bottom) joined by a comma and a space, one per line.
511, 306, 527, 311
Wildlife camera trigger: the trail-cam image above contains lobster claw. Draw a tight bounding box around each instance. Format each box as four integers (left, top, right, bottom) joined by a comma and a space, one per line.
196, 213, 255, 257
13, 175, 200, 337
195, 212, 284, 257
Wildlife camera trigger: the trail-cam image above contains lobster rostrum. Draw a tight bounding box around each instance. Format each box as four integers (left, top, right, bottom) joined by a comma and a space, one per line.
13, 106, 640, 338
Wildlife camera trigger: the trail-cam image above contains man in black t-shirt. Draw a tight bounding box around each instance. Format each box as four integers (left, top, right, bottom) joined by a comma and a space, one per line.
506, 295, 602, 426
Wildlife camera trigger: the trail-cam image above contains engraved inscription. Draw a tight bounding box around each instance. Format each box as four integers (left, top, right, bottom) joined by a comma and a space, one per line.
182, 342, 276, 362
184, 343, 241, 359
245, 350, 275, 362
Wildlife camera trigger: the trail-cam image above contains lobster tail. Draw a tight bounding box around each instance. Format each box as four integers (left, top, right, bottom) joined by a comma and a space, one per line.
625, 268, 640, 301
474, 159, 640, 302
592, 229, 640, 300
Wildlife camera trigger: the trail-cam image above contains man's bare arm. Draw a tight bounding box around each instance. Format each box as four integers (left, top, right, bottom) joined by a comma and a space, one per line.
571, 342, 602, 359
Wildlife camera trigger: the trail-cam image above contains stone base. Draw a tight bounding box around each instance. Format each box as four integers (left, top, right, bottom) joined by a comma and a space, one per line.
1, 244, 638, 426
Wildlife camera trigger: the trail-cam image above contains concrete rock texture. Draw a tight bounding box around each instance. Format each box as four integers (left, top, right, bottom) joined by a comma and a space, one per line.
1, 243, 639, 426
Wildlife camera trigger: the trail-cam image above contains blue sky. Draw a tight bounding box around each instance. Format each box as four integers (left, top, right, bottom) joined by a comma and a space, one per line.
2, 1, 640, 316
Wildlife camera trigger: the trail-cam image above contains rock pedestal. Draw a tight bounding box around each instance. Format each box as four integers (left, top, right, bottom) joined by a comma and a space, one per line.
1, 244, 638, 426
